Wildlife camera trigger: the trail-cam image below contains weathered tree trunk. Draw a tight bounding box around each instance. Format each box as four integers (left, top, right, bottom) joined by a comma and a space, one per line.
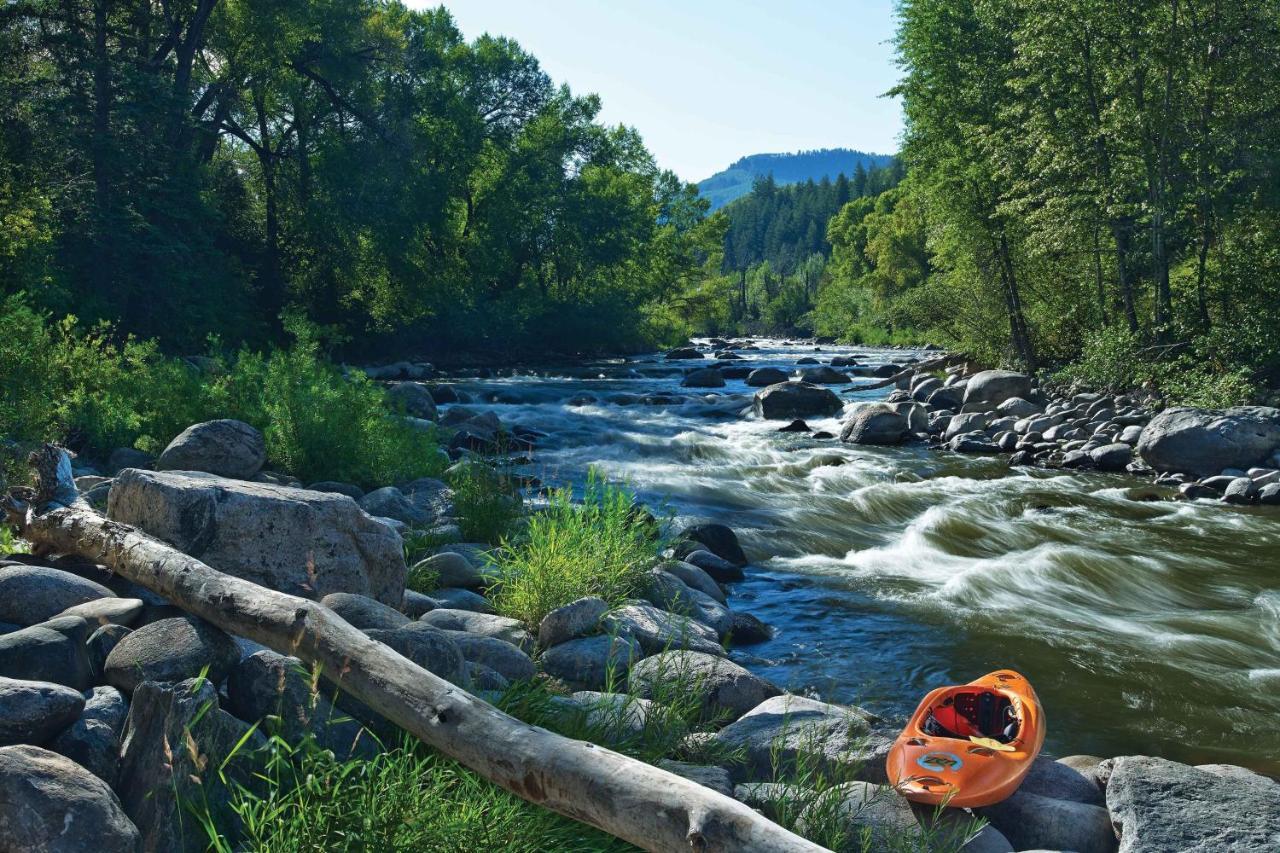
3, 478, 824, 853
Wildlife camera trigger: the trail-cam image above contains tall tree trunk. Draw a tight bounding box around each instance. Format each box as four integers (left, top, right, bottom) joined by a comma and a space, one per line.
91, 0, 113, 302
254, 88, 284, 325
995, 230, 1036, 371
1150, 0, 1179, 337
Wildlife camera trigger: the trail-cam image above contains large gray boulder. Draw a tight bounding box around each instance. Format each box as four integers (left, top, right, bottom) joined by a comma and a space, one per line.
752, 382, 843, 420
365, 625, 467, 685
978, 787, 1116, 853
118, 679, 265, 853
1106, 755, 1279, 852
798, 781, 917, 851
1136, 406, 1280, 477
840, 403, 910, 445
103, 616, 239, 694
627, 651, 779, 719
0, 565, 116, 627
441, 632, 535, 683
108, 469, 406, 606
155, 419, 266, 479
541, 634, 643, 691
0, 677, 86, 746
0, 745, 140, 852
710, 694, 892, 784
48, 686, 128, 787
385, 382, 437, 420
682, 368, 726, 388
643, 572, 733, 638
963, 370, 1033, 409
680, 524, 748, 567
604, 603, 724, 656
320, 592, 410, 631
411, 551, 485, 590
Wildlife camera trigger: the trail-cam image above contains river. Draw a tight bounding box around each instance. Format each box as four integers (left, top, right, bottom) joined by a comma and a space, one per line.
439, 339, 1280, 774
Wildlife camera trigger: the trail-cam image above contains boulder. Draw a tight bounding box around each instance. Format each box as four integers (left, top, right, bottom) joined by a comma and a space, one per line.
627, 651, 780, 719
225, 650, 374, 761
643, 572, 734, 637
48, 686, 128, 787
103, 616, 239, 694
0, 677, 86, 746
604, 603, 724, 656
427, 587, 495, 613
1105, 755, 1280, 852
963, 371, 1033, 409
1222, 476, 1258, 505
746, 367, 790, 387
799, 366, 851, 385
753, 382, 843, 420
412, 551, 485, 590
108, 469, 406, 606
538, 597, 608, 648
927, 385, 966, 411
728, 611, 773, 645
365, 625, 467, 685
658, 560, 725, 603
442, 632, 535, 683
320, 592, 410, 631
106, 447, 153, 475
1136, 406, 1280, 477
665, 347, 703, 360
681, 549, 745, 582
359, 486, 428, 525
710, 694, 891, 783
840, 404, 909, 445
0, 744, 140, 852
568, 691, 662, 742
416, 609, 532, 650
56, 597, 143, 627
0, 565, 116, 627
1090, 442, 1133, 472
945, 411, 994, 441
385, 382, 437, 420
798, 781, 917, 850
308, 480, 365, 499
680, 524, 748, 567
682, 368, 726, 388
0, 616, 93, 690
155, 419, 266, 479
541, 634, 643, 691
978, 788, 1116, 853
996, 397, 1041, 418
87, 624, 131, 682
656, 760, 734, 797
118, 679, 265, 853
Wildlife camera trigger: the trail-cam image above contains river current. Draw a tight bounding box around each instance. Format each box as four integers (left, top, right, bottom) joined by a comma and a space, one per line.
439, 340, 1280, 773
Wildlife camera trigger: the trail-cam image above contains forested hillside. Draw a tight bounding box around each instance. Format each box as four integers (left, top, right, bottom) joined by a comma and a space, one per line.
844, 0, 1280, 402
0, 1, 721, 357
696, 148, 895, 209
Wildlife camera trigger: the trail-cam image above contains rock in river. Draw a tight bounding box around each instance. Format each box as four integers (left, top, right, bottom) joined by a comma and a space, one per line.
963, 370, 1033, 409
840, 403, 909, 445
1136, 406, 1280, 477
752, 381, 843, 420
745, 367, 789, 387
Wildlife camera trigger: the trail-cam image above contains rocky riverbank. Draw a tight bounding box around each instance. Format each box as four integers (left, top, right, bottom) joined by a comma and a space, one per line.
2, 341, 1278, 851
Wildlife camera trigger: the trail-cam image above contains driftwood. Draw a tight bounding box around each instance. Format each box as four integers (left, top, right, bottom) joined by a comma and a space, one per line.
843, 352, 966, 392
2, 449, 825, 853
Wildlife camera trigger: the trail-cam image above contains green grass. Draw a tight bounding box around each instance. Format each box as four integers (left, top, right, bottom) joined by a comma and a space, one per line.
199, 733, 635, 853
488, 471, 661, 628
447, 460, 523, 545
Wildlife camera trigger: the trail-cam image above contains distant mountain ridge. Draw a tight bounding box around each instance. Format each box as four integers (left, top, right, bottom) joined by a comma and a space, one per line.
697, 148, 896, 210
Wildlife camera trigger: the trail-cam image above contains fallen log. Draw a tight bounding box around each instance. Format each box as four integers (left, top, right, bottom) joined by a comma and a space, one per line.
2, 448, 825, 853
843, 352, 966, 392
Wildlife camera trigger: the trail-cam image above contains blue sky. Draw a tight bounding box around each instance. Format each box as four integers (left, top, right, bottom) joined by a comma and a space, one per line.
433, 1, 904, 181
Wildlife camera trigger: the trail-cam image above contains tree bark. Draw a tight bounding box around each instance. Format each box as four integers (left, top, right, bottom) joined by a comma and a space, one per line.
2, 482, 824, 853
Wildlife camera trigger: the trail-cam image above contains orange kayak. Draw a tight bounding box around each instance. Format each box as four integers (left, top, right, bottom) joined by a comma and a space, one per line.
885, 670, 1045, 808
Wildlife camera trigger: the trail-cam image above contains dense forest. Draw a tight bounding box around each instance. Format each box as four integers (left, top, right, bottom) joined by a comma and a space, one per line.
696, 147, 896, 209
0, 0, 722, 357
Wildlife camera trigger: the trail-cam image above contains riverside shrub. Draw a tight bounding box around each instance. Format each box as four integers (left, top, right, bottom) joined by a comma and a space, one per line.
489, 472, 660, 628
0, 296, 444, 488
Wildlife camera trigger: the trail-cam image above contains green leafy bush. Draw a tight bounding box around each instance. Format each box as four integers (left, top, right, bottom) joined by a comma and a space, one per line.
489, 472, 659, 628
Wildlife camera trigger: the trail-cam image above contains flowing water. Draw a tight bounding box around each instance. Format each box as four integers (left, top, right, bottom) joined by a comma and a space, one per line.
441, 340, 1280, 773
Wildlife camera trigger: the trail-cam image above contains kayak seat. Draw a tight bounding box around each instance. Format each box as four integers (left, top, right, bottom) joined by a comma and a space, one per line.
924, 690, 1018, 743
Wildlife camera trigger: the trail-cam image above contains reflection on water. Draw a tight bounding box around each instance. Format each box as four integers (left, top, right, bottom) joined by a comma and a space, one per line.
444, 341, 1280, 772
